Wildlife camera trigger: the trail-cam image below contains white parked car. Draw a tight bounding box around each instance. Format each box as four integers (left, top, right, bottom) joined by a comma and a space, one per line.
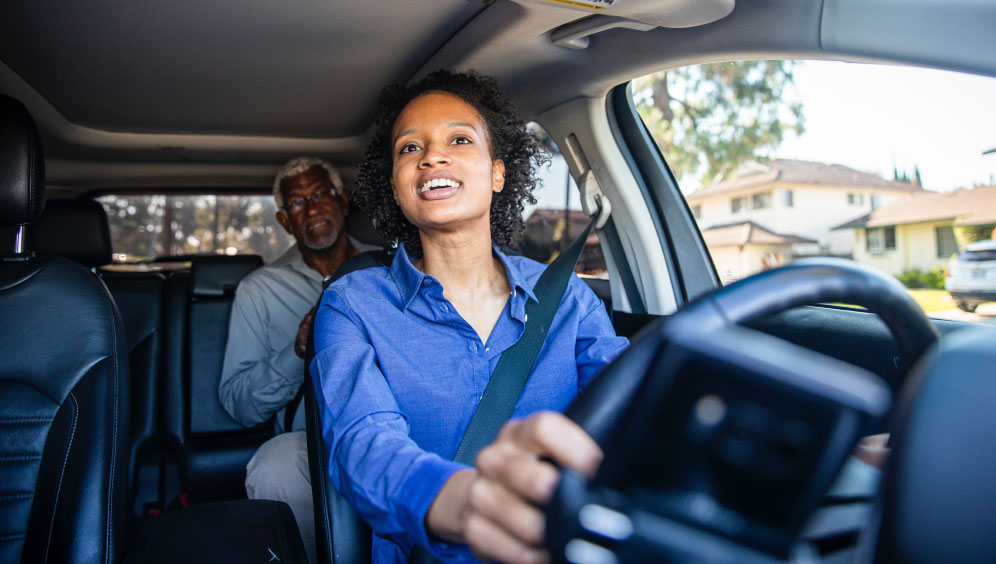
946, 239, 996, 312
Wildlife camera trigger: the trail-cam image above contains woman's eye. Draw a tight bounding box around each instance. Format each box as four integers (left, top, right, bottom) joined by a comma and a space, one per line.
451, 136, 471, 145
399, 143, 419, 154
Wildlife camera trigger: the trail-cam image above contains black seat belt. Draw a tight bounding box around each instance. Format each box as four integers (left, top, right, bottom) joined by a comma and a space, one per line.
412, 211, 597, 563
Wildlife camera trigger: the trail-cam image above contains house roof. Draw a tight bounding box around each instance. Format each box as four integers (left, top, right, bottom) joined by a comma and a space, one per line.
832, 185, 996, 230
686, 159, 922, 201
524, 208, 600, 245
700, 221, 817, 247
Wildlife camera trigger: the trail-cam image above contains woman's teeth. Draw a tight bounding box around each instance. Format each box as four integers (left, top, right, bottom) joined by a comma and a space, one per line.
419, 178, 460, 193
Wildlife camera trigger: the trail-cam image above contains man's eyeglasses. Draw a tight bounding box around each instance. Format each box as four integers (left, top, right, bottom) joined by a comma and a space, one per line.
284, 189, 335, 213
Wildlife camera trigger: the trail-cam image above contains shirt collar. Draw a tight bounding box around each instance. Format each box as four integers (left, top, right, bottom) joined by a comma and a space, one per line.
492, 246, 537, 303
389, 244, 537, 310
285, 244, 325, 283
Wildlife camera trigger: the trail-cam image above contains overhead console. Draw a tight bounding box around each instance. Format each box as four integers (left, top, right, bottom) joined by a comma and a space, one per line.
514, 0, 735, 49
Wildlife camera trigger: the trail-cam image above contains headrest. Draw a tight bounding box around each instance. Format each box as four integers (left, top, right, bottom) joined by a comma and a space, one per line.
190, 254, 263, 297
0, 95, 45, 228
34, 199, 113, 267
346, 206, 390, 248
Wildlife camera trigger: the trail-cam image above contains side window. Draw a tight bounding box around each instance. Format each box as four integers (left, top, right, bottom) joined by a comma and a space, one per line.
632, 60, 996, 319
866, 226, 897, 253
516, 124, 608, 278
97, 194, 294, 263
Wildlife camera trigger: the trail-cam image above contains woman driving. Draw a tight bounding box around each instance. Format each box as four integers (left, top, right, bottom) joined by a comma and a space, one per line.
311, 69, 628, 564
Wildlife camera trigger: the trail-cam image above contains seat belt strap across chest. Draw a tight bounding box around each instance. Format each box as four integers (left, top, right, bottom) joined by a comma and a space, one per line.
451, 212, 597, 466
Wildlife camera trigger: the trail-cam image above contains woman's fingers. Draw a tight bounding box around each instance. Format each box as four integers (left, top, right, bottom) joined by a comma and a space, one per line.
468, 476, 547, 546
476, 440, 560, 503
854, 433, 890, 468
501, 411, 604, 476
462, 411, 603, 563
464, 510, 550, 564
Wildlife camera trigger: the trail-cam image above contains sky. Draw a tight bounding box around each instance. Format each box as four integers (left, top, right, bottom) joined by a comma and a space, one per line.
764, 60, 996, 192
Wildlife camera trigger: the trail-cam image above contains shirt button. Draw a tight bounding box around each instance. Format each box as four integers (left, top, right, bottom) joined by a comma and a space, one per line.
442, 304, 449, 312
485, 346, 489, 352
469, 342, 478, 352
524, 313, 529, 322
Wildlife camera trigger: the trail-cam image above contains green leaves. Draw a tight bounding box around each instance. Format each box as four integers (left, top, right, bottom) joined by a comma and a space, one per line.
633, 60, 805, 185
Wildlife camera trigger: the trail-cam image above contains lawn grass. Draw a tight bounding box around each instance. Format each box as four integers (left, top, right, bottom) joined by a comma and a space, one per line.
906, 289, 956, 314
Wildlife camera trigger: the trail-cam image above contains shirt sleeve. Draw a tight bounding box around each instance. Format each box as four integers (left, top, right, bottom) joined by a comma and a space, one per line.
571, 276, 630, 389
312, 286, 468, 558
219, 277, 303, 427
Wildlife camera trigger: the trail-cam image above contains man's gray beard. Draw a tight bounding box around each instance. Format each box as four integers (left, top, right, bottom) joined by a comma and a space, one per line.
301, 228, 339, 251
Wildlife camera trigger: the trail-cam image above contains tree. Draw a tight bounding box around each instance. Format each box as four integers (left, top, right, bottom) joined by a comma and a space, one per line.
632, 60, 805, 185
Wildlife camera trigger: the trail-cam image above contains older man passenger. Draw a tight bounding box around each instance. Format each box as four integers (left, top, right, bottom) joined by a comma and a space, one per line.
219, 156, 359, 563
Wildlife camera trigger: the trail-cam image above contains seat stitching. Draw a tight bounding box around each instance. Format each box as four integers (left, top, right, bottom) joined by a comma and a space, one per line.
105, 299, 121, 564
43, 392, 78, 564
0, 455, 43, 462
0, 417, 53, 424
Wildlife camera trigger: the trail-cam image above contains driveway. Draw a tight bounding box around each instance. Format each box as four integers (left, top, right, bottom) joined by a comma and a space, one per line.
930, 302, 996, 324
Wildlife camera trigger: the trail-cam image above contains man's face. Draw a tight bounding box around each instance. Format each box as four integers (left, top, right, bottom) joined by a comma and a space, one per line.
276, 165, 348, 251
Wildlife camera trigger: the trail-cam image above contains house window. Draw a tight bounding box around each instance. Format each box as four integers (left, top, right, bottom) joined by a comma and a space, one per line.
731, 197, 746, 213
870, 194, 881, 209
691, 205, 702, 219
780, 189, 794, 207
848, 193, 865, 205
866, 226, 896, 252
935, 226, 958, 258
752, 192, 772, 209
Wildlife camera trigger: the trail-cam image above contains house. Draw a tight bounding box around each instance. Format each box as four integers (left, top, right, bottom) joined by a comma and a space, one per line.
833, 185, 996, 275
520, 208, 605, 274
700, 221, 817, 284
687, 159, 922, 256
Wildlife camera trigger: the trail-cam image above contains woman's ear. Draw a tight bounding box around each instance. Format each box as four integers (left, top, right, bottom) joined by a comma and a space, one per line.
492, 159, 506, 193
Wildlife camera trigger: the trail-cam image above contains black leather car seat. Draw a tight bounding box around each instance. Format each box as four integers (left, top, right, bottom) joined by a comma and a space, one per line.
0, 95, 130, 563
162, 254, 272, 502
33, 197, 167, 516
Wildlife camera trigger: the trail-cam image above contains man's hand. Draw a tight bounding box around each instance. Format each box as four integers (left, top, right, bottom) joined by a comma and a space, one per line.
294, 309, 316, 358
427, 411, 602, 564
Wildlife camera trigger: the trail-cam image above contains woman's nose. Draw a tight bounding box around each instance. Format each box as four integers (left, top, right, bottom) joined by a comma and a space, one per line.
419, 143, 451, 168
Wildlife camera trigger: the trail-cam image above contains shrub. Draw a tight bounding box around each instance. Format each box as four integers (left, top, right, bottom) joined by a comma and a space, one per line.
896, 266, 946, 290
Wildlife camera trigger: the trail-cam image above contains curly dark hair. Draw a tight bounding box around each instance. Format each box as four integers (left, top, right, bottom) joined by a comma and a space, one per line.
354, 69, 549, 258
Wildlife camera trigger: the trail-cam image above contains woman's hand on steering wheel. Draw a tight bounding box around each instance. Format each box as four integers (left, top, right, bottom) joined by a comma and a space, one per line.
428, 411, 602, 564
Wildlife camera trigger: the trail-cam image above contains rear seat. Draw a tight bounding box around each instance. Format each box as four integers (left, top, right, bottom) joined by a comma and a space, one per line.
35, 198, 274, 509
162, 254, 273, 502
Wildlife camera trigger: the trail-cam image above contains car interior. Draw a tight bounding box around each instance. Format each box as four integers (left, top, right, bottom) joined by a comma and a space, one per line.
2, 0, 996, 563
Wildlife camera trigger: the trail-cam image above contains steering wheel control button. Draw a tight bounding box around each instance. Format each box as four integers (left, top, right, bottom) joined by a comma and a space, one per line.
694, 394, 726, 426
578, 504, 633, 541
564, 539, 618, 564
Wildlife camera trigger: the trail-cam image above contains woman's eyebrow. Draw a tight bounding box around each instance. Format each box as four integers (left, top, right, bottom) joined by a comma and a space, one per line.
392, 122, 479, 146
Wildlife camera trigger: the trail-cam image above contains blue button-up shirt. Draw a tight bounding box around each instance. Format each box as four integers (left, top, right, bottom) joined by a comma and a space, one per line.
311, 244, 629, 563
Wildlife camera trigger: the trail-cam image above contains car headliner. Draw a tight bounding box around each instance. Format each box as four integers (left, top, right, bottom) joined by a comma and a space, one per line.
0, 0, 993, 193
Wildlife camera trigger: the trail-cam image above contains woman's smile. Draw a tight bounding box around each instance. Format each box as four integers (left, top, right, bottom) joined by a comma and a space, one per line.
417, 173, 463, 200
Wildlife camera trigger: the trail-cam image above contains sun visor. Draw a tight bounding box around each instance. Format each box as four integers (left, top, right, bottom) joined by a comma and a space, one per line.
513, 0, 734, 29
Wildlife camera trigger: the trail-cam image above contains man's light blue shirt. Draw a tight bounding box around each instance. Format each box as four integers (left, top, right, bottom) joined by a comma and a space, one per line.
311, 244, 629, 563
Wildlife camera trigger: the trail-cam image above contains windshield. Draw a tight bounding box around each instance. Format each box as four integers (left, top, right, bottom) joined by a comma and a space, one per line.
632, 60, 996, 323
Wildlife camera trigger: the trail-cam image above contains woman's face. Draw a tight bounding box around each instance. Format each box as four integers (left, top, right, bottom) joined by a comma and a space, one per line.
390, 91, 505, 239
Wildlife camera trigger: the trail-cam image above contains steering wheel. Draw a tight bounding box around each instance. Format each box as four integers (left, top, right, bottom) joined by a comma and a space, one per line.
567, 258, 939, 447
545, 259, 939, 563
